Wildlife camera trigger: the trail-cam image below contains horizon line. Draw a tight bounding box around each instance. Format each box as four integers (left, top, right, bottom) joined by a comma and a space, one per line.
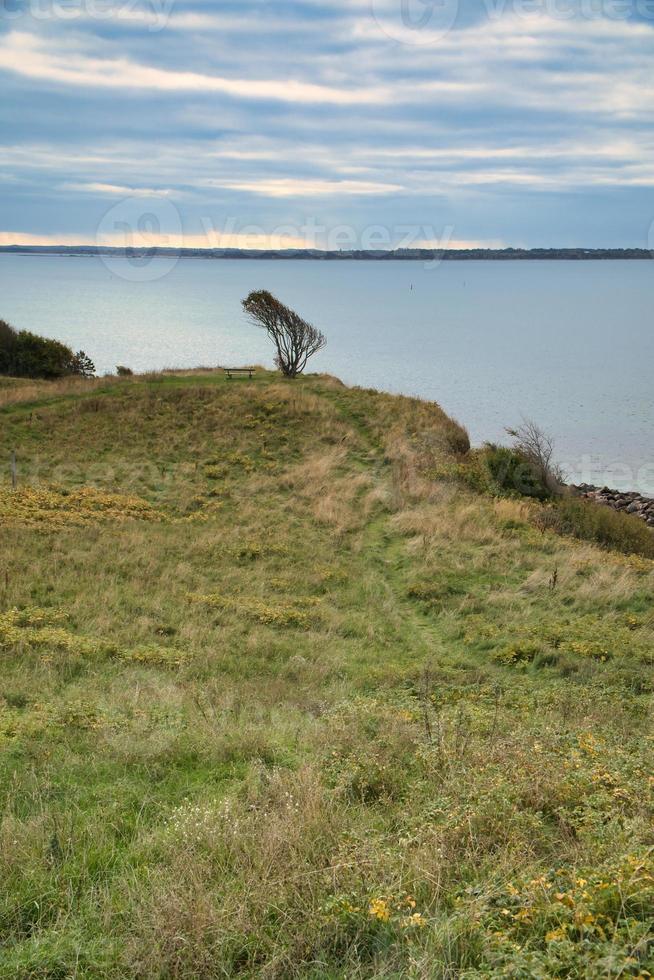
1, 244, 652, 259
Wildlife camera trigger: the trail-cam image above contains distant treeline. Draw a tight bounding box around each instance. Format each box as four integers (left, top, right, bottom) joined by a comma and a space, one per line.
1, 246, 652, 261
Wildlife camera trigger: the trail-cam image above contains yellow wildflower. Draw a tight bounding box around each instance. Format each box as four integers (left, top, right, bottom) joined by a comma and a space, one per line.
368, 898, 391, 922
545, 926, 568, 942
401, 912, 426, 928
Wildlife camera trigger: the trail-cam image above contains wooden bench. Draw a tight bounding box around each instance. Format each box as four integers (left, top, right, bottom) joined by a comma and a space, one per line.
224, 367, 256, 380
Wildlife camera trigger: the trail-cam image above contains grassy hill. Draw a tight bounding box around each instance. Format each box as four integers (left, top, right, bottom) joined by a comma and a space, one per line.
0, 370, 652, 978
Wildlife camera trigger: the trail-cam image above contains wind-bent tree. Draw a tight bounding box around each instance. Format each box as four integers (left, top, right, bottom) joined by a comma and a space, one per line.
242, 290, 326, 378
71, 350, 96, 379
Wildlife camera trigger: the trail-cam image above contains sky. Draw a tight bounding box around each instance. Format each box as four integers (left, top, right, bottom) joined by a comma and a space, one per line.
1, 0, 654, 249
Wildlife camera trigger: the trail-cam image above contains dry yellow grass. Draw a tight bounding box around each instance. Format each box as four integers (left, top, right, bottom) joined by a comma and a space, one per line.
0, 372, 133, 408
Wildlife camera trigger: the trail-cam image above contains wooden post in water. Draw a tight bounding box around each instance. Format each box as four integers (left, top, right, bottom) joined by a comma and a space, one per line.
10, 451, 16, 489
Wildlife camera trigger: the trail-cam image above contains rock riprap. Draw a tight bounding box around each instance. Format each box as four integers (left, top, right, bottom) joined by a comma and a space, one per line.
572, 484, 654, 528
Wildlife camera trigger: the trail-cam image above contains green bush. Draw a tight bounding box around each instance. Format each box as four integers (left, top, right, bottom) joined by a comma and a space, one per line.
0, 319, 15, 374
0, 319, 95, 379
544, 496, 654, 559
8, 329, 74, 379
484, 444, 551, 499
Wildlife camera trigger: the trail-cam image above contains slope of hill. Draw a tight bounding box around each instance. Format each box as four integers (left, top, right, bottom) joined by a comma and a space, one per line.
0, 371, 652, 978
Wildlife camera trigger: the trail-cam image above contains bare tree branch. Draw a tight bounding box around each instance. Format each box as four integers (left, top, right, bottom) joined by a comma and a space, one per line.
506, 419, 565, 495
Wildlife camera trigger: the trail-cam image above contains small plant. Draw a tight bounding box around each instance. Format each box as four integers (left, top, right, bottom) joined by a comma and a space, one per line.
116, 365, 134, 377
493, 641, 542, 665
121, 644, 188, 668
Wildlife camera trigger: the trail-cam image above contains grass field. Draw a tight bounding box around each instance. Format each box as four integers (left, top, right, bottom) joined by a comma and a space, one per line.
0, 369, 652, 978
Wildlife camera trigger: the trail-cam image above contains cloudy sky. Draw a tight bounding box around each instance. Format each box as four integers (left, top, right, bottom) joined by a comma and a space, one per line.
1, 0, 654, 249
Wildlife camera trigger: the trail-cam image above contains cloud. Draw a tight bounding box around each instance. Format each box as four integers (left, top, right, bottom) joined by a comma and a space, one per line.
2, 1, 654, 246
0, 228, 508, 250
0, 231, 97, 245
62, 182, 173, 197
211, 178, 405, 197
0, 32, 388, 105
60, 8, 323, 33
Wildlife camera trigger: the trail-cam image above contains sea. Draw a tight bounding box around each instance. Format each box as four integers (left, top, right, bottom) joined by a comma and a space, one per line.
1, 253, 652, 492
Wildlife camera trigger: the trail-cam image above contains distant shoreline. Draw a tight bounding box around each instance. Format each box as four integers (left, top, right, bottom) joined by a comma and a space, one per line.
1, 246, 652, 261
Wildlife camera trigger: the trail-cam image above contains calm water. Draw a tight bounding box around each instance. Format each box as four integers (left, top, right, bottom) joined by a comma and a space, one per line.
1, 254, 653, 492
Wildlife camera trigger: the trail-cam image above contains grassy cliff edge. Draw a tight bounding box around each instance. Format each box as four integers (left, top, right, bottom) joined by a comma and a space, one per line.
0, 370, 652, 978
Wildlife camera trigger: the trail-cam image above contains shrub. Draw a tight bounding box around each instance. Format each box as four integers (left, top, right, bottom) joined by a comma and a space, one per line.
544, 496, 654, 559
0, 319, 95, 379
116, 365, 134, 376
10, 330, 74, 379
506, 420, 564, 495
484, 444, 551, 499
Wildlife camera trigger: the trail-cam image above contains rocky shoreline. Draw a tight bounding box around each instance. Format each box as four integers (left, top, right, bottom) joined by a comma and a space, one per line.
572, 484, 654, 528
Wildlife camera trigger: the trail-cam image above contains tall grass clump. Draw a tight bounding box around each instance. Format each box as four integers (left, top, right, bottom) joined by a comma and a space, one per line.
442, 417, 470, 456
544, 495, 654, 558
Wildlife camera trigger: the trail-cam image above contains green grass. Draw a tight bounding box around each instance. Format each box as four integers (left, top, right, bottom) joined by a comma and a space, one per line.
0, 370, 652, 978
